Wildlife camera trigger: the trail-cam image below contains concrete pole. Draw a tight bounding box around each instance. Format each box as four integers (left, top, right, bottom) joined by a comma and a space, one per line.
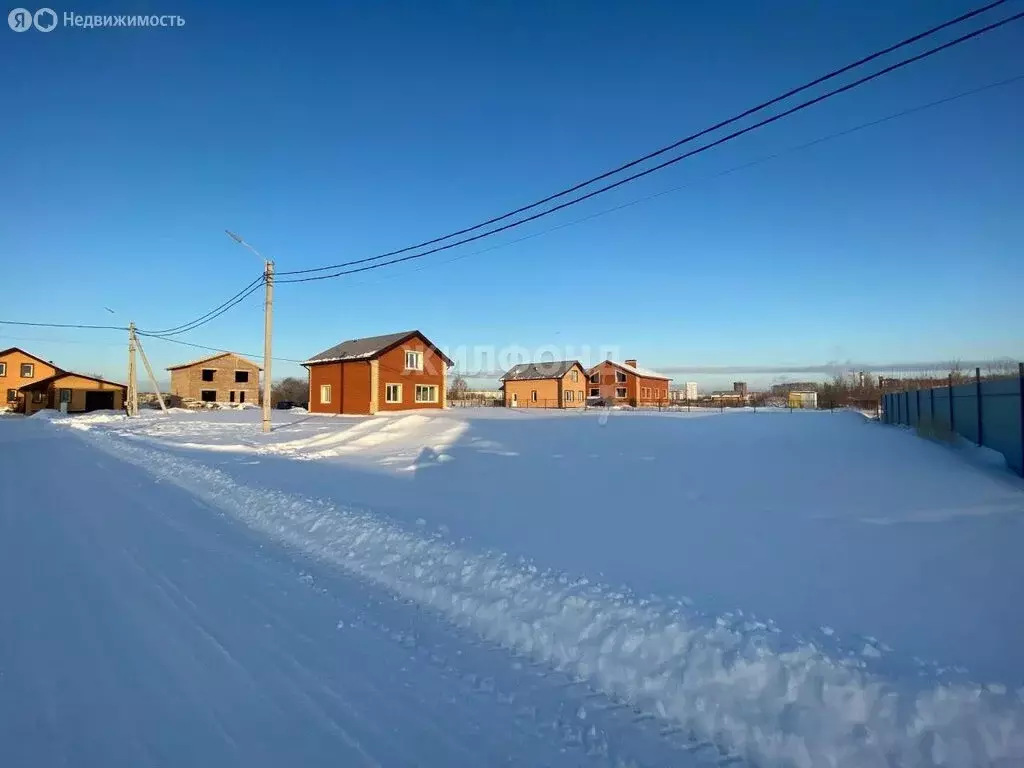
135, 335, 168, 413
262, 261, 274, 434
127, 322, 138, 417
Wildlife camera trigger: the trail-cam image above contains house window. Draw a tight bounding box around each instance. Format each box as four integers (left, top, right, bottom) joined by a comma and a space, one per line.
32, 390, 45, 404
385, 383, 403, 403
615, 387, 627, 398
234, 371, 249, 383
577, 390, 583, 401
531, 390, 538, 402
59, 389, 71, 404
589, 372, 599, 384
589, 388, 599, 397
415, 384, 438, 403
0, 362, 6, 376
201, 390, 217, 402
569, 369, 579, 383
201, 369, 215, 382
565, 390, 574, 402
229, 391, 236, 403
239, 391, 246, 403
405, 350, 423, 371
615, 371, 627, 384
7, 388, 18, 402
20, 363, 34, 378
320, 384, 332, 404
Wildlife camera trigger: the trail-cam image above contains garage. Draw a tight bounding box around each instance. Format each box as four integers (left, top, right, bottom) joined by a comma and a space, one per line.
20, 372, 127, 416
84, 391, 116, 412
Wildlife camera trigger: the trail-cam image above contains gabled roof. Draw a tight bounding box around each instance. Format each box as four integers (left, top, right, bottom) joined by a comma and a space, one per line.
0, 347, 61, 370
166, 351, 262, 371
303, 330, 454, 367
588, 360, 671, 381
19, 371, 126, 392
501, 360, 583, 381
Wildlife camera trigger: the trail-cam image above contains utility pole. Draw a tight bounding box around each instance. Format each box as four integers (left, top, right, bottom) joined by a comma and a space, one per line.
226, 230, 273, 434
262, 260, 274, 434
127, 321, 139, 417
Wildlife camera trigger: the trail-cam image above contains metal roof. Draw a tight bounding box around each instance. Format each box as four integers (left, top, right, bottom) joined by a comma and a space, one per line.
304, 330, 454, 367
500, 360, 582, 381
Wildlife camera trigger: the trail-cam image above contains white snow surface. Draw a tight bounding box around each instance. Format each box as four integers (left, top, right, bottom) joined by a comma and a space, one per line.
7, 407, 1024, 767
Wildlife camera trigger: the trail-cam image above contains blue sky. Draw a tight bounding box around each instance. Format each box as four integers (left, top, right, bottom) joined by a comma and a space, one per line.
2, 0, 1022, 390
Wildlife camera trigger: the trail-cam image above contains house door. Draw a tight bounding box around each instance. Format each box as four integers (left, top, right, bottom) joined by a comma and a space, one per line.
510, 393, 518, 408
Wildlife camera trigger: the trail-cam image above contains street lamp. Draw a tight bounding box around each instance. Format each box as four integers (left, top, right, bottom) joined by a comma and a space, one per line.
226, 230, 274, 434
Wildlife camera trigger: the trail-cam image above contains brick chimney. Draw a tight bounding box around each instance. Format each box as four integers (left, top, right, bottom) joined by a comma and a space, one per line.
624, 359, 638, 368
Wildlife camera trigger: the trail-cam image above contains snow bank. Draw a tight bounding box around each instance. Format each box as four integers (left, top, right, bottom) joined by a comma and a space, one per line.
78, 426, 1024, 768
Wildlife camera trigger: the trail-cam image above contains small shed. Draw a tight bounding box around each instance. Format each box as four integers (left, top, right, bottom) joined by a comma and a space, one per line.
788, 390, 818, 409
20, 372, 127, 416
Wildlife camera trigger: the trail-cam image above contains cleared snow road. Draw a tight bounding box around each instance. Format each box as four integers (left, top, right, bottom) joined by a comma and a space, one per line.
0, 418, 695, 767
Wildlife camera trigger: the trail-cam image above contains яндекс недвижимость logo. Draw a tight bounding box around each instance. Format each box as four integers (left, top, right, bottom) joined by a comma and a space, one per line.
8, 8, 57, 31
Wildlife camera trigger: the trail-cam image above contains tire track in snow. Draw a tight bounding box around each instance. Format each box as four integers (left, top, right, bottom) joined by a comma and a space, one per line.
76, 423, 1024, 768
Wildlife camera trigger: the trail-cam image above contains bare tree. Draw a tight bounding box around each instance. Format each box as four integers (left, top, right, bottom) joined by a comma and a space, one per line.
271, 377, 308, 405
447, 374, 469, 401
984, 358, 1018, 380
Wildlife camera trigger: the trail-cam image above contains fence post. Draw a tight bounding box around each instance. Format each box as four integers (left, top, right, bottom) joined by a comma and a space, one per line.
929, 387, 934, 424
948, 374, 955, 433
976, 367, 983, 446
1019, 362, 1024, 476
916, 389, 921, 426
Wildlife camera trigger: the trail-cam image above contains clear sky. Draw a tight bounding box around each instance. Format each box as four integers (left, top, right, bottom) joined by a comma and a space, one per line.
2, 0, 1022, 391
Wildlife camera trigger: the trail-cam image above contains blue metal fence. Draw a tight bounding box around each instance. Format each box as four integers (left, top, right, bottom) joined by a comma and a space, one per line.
882, 364, 1024, 476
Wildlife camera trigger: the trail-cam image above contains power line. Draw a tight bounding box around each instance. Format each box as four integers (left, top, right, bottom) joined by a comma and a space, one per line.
277, 0, 1011, 278
139, 273, 265, 337
277, 10, 1024, 285
335, 73, 1024, 288
0, 320, 127, 331
135, 332, 305, 365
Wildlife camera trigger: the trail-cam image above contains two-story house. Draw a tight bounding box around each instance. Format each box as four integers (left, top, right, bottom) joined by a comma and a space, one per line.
500, 360, 587, 408
303, 330, 452, 415
586, 358, 672, 406
0, 347, 60, 413
167, 352, 262, 405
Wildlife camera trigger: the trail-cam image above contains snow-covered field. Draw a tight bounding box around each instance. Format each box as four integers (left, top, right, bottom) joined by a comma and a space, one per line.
3, 407, 1024, 766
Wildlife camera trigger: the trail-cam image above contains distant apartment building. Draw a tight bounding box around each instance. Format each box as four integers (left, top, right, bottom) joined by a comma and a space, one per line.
733, 381, 748, 397
685, 381, 699, 401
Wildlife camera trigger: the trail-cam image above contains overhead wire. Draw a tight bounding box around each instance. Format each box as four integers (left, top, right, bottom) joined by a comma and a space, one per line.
134, 332, 305, 364
329, 73, 1024, 289
138, 273, 265, 337
276, 9, 1024, 284
276, 0, 1012, 278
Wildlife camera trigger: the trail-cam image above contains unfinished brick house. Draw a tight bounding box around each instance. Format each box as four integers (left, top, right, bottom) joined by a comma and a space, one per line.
167, 352, 261, 405
586, 359, 672, 406
304, 330, 452, 415
500, 360, 587, 408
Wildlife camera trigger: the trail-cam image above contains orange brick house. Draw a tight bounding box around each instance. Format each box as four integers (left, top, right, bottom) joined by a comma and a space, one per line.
1, 347, 60, 413
586, 359, 672, 405
304, 330, 453, 415
500, 360, 587, 408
